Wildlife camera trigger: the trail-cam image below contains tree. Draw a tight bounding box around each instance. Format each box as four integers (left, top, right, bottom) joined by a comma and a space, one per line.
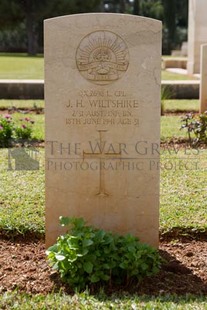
133, 0, 140, 15
140, 0, 163, 20
0, 0, 101, 55
99, 0, 188, 54
0, 0, 188, 55
162, 0, 176, 54
103, 0, 133, 13
162, 0, 188, 54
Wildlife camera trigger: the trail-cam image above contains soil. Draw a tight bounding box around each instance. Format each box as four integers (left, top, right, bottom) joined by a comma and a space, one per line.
0, 107, 44, 115
0, 235, 206, 295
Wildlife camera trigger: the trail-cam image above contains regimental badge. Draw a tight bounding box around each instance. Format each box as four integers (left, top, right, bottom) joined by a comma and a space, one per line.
76, 30, 129, 85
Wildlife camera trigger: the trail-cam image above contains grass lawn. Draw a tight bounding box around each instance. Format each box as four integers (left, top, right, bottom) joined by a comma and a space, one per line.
163, 99, 199, 113
160, 148, 207, 233
0, 99, 206, 307
0, 112, 189, 143
0, 100, 205, 235
0, 148, 45, 234
0, 54, 44, 80
161, 70, 197, 81
0, 53, 198, 81
0, 99, 44, 109
0, 103, 206, 235
161, 115, 186, 141
0, 291, 206, 310
1, 147, 206, 236
0, 99, 199, 142
0, 99, 199, 112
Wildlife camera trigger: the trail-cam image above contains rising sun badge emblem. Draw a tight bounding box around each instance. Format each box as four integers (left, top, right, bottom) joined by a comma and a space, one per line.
76, 30, 129, 85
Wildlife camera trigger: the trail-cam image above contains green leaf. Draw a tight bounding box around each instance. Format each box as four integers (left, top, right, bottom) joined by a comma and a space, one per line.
67, 257, 77, 263
102, 263, 110, 270
46, 244, 58, 254
81, 248, 89, 256
95, 229, 106, 241
83, 239, 93, 247
101, 274, 110, 281
127, 245, 135, 252
55, 254, 65, 261
141, 263, 148, 271
52, 262, 59, 270
119, 262, 127, 269
59, 216, 71, 227
72, 218, 85, 230
83, 261, 93, 274
90, 274, 100, 283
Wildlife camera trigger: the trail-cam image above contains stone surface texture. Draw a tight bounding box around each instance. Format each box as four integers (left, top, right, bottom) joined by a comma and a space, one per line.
44, 13, 161, 248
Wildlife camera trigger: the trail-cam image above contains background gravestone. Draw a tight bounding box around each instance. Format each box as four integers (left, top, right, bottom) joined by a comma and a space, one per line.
44, 13, 162, 248
200, 44, 207, 113
187, 0, 207, 75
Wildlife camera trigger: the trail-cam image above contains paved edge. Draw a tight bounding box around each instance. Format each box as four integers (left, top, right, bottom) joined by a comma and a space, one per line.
0, 80, 200, 100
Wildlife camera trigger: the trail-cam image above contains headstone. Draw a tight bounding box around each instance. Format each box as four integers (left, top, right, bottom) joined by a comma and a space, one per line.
187, 0, 207, 75
44, 13, 161, 248
181, 42, 188, 57
200, 44, 207, 113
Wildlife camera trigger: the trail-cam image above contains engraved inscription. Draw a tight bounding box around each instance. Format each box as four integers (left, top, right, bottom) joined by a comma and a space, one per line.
83, 130, 121, 196
65, 88, 140, 127
76, 31, 129, 85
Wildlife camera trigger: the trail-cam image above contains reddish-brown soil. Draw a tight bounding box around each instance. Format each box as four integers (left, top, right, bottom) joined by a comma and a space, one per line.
0, 235, 206, 295
0, 107, 44, 115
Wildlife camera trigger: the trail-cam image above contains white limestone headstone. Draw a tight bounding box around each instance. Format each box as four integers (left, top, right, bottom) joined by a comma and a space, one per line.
44, 13, 162, 248
187, 0, 207, 75
200, 44, 207, 113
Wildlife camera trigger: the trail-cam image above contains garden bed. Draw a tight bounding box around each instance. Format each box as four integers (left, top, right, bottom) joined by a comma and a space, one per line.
0, 235, 206, 295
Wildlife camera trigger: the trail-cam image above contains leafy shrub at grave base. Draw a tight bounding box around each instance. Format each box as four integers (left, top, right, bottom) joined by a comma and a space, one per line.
0, 114, 34, 147
181, 112, 207, 145
46, 217, 161, 291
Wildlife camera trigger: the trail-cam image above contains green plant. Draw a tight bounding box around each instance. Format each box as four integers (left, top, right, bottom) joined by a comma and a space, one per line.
181, 112, 207, 145
14, 117, 34, 141
161, 85, 172, 115
46, 217, 161, 291
0, 114, 13, 147
0, 114, 35, 146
